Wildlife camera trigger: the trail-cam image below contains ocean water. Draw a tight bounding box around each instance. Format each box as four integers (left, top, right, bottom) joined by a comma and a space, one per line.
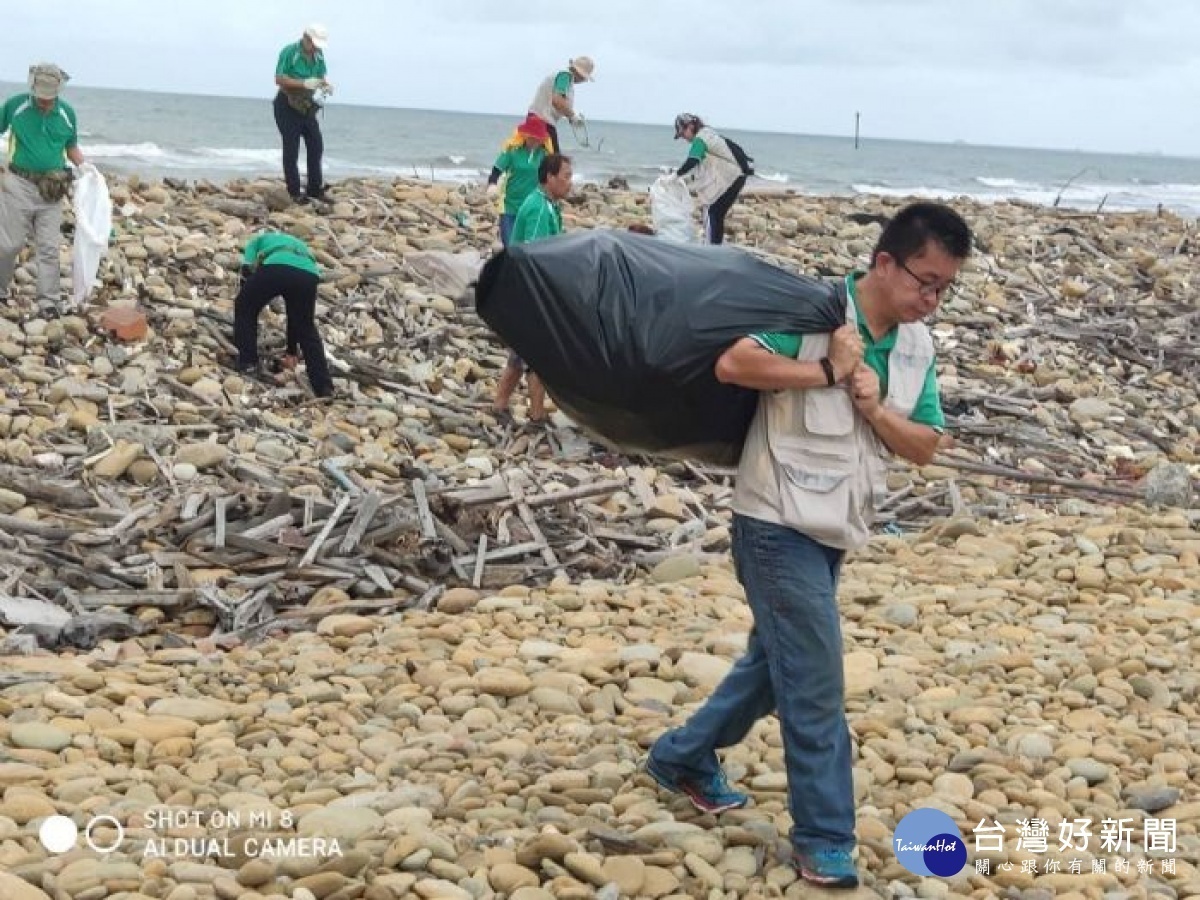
8, 82, 1200, 216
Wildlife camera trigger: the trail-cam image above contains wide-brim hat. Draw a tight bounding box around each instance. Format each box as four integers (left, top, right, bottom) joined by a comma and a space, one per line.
304, 24, 329, 49
517, 115, 550, 142
569, 56, 595, 81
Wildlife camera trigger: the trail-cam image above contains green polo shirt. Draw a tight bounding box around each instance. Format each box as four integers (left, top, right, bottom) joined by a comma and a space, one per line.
493, 145, 547, 216
511, 188, 563, 245
276, 42, 327, 80
243, 232, 320, 277
0, 93, 78, 173
751, 272, 945, 430
687, 137, 708, 162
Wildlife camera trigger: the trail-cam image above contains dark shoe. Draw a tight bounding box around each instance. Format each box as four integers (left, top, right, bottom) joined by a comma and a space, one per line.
290, 194, 310, 206
307, 187, 329, 203
644, 753, 748, 814
793, 847, 860, 890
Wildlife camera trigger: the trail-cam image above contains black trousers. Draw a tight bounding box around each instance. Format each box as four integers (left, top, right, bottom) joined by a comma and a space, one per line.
705, 175, 747, 245
273, 93, 324, 198
546, 123, 561, 155
234, 264, 333, 396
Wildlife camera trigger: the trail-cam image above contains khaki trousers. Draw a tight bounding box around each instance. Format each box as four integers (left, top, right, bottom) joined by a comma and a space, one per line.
0, 170, 63, 305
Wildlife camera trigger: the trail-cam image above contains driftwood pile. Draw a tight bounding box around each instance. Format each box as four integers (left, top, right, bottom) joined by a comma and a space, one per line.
0, 176, 1196, 650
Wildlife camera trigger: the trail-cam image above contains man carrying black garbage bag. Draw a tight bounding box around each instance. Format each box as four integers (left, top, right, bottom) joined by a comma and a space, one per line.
478, 200, 972, 890
645, 202, 971, 890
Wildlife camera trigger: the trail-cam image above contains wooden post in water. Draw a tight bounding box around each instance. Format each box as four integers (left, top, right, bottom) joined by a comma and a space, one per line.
854, 112, 860, 149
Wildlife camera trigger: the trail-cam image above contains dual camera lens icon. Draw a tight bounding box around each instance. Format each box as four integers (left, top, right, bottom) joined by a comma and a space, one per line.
39, 815, 124, 854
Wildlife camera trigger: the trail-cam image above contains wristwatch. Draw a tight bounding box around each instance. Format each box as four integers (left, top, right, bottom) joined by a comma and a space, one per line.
819, 357, 836, 386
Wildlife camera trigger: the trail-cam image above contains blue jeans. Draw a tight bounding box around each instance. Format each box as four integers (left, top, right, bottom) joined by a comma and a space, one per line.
651, 513, 853, 854
499, 213, 516, 247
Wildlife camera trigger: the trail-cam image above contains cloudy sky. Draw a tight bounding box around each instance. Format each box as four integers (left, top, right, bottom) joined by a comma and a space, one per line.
1, 0, 1197, 156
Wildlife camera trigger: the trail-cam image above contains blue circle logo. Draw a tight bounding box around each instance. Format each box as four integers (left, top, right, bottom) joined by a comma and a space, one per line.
893, 809, 967, 877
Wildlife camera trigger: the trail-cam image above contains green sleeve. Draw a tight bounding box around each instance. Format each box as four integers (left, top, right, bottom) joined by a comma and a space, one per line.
552, 71, 572, 96
688, 137, 707, 161
493, 149, 512, 172
908, 360, 946, 430
750, 332, 803, 358
275, 46, 293, 77
242, 235, 264, 266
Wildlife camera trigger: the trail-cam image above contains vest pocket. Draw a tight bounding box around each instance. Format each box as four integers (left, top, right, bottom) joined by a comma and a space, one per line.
767, 439, 854, 544
804, 388, 855, 437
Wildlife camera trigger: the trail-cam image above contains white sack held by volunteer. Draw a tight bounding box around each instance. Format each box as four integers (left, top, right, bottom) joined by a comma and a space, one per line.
649, 174, 698, 244
72, 165, 111, 307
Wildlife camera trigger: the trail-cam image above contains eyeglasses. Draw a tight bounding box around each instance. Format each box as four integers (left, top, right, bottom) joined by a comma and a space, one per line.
899, 259, 956, 299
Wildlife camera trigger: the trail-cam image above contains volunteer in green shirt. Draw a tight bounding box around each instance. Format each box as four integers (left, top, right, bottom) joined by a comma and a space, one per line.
493, 153, 573, 423
646, 203, 971, 891
485, 114, 550, 246
526, 56, 594, 154
233, 231, 334, 398
274, 24, 332, 204
0, 63, 91, 312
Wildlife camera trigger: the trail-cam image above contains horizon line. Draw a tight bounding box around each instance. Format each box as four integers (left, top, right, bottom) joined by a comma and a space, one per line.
0, 78, 1193, 162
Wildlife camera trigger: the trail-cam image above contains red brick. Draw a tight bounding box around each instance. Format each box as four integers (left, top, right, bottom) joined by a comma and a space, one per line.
99, 307, 148, 342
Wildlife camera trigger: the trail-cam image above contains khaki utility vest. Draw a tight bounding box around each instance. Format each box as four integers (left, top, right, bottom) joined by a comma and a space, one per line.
684, 127, 744, 205
528, 72, 574, 124
732, 283, 934, 550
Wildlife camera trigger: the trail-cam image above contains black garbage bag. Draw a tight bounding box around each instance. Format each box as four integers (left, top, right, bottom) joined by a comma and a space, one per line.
476, 230, 845, 465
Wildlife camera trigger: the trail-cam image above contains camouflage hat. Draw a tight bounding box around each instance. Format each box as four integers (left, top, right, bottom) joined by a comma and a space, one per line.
29, 63, 69, 101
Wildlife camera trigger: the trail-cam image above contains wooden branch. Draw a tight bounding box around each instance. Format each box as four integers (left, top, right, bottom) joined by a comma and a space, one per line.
339, 492, 382, 554
933, 456, 1143, 500
76, 589, 196, 609
298, 496, 351, 568
0, 463, 96, 508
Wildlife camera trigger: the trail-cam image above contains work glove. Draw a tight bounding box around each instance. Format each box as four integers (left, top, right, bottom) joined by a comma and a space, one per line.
485, 183, 500, 197
302, 77, 323, 90
319, 81, 334, 95
73, 162, 98, 180
569, 113, 584, 127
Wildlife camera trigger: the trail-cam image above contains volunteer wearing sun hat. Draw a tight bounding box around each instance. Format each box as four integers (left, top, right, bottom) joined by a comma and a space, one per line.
0, 63, 91, 313
526, 56, 594, 154
274, 24, 332, 205
486, 114, 551, 247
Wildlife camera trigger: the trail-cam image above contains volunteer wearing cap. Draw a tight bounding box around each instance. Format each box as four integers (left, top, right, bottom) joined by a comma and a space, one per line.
0, 63, 91, 312
526, 57, 594, 154
485, 115, 551, 247
672, 113, 751, 245
274, 25, 332, 205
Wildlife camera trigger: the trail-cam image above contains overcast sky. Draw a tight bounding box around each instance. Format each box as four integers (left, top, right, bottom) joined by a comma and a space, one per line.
1, 0, 1197, 156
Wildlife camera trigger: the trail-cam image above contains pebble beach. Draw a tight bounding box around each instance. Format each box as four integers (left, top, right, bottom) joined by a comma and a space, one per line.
0, 174, 1197, 900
